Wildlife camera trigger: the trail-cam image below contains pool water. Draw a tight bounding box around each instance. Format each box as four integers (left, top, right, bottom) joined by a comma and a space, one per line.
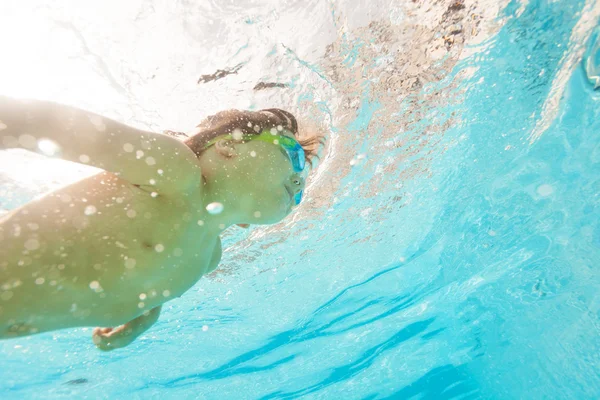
1, 0, 599, 399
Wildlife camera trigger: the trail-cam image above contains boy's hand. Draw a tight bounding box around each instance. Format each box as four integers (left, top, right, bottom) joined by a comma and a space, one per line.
91, 306, 162, 351
92, 325, 135, 351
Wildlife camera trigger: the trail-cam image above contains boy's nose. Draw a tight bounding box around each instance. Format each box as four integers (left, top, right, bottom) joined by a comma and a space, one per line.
290, 175, 305, 193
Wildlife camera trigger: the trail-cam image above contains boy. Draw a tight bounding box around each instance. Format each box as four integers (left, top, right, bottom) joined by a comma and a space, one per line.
0, 96, 322, 350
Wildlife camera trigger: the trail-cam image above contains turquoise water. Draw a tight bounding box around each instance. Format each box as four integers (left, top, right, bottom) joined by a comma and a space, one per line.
1, 0, 600, 399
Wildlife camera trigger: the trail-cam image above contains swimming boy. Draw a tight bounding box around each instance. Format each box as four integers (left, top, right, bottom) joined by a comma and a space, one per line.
0, 96, 322, 350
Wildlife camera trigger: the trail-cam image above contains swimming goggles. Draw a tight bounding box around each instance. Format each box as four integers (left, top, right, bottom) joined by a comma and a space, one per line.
202, 130, 306, 205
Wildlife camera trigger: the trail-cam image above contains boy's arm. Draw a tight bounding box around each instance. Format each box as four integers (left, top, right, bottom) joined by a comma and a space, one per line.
92, 306, 162, 351
0, 96, 201, 195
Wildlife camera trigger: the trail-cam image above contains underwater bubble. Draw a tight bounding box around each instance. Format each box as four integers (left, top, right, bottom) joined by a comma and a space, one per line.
232, 128, 243, 141
84, 205, 97, 215
154, 244, 164, 252
219, 224, 225, 230
270, 127, 277, 135
18, 134, 37, 149
157, 169, 164, 175
37, 139, 60, 156
1, 291, 13, 301
125, 258, 136, 269
24, 239, 40, 251
537, 184, 554, 197
0, 120, 6, 131
123, 143, 134, 152
206, 202, 224, 214
350, 154, 366, 166
151, 192, 158, 198
89, 115, 106, 131
250, 151, 257, 157
254, 211, 261, 218
2, 135, 18, 147
202, 325, 209, 332
149, 179, 156, 185
173, 248, 183, 257
277, 125, 283, 131
146, 156, 156, 166
126, 209, 137, 218
79, 154, 90, 163
89, 281, 100, 290
162, 290, 171, 297
35, 277, 45, 285
139, 293, 146, 300
138, 302, 145, 309
197, 220, 204, 226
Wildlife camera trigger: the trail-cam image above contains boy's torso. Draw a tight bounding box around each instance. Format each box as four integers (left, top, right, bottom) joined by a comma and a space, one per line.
0, 171, 219, 337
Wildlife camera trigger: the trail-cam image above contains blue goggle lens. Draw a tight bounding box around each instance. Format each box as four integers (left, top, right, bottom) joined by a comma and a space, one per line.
281, 141, 305, 205
294, 190, 303, 205
280, 140, 305, 173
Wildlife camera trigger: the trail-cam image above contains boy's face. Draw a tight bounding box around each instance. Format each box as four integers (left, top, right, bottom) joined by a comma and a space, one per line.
198, 129, 306, 226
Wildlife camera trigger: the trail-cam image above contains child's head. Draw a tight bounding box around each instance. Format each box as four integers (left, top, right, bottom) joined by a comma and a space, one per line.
173, 108, 322, 165
166, 109, 324, 226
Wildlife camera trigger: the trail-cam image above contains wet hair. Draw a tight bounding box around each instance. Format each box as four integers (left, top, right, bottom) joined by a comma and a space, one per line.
164, 108, 325, 168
